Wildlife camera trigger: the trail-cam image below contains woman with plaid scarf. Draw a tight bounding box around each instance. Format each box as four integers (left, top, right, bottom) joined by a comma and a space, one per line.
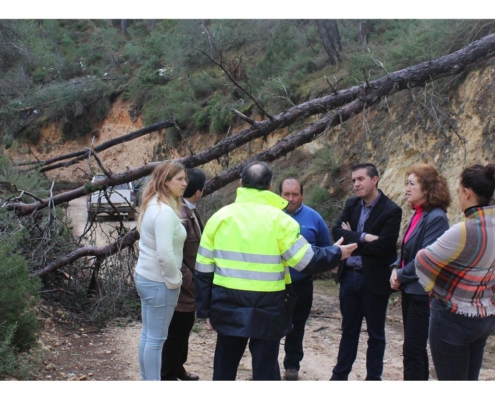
415, 163, 495, 380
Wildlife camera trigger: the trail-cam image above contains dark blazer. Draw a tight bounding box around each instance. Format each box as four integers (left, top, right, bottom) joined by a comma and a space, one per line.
395, 207, 449, 295
332, 190, 402, 295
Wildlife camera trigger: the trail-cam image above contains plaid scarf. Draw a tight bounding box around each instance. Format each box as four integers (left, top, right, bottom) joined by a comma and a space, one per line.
415, 205, 495, 317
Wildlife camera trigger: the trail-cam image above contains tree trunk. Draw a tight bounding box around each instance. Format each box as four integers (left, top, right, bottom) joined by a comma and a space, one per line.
358, 20, 367, 46
316, 20, 342, 66
120, 19, 128, 36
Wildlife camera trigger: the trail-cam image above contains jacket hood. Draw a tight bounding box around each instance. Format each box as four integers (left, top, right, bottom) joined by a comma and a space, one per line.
235, 187, 288, 210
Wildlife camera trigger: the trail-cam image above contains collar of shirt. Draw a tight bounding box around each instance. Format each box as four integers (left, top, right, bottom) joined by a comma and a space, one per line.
413, 203, 424, 213
403, 204, 424, 245
360, 190, 381, 209
285, 204, 304, 216
184, 198, 196, 210
464, 204, 489, 218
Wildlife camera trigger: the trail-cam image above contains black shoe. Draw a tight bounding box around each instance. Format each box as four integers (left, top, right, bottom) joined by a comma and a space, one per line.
177, 371, 199, 381
285, 369, 298, 381
161, 375, 179, 381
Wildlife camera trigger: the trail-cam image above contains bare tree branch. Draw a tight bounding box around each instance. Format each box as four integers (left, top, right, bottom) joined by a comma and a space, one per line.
16, 118, 177, 170
31, 228, 139, 278
196, 47, 274, 120
231, 108, 256, 125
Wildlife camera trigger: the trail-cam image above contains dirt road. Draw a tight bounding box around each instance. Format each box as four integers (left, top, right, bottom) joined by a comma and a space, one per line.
67, 196, 137, 247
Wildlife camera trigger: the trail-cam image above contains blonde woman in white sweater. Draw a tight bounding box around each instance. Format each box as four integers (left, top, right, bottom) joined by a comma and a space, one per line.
135, 161, 187, 380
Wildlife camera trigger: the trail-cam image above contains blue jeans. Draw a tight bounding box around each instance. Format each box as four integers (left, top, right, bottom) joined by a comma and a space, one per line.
429, 297, 495, 380
331, 269, 390, 380
283, 276, 313, 371
135, 273, 179, 381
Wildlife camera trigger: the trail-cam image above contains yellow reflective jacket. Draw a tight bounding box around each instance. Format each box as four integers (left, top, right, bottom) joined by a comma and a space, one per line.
196, 187, 315, 289
195, 187, 316, 339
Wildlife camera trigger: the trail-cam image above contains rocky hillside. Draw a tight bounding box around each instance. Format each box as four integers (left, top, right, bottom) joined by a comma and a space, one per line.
7, 57, 495, 231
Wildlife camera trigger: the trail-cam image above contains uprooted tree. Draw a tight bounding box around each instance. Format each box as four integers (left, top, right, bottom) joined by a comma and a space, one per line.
3, 32, 495, 302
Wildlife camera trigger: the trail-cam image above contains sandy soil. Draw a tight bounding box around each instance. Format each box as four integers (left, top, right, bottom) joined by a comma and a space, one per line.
104, 281, 495, 382
109, 282, 407, 381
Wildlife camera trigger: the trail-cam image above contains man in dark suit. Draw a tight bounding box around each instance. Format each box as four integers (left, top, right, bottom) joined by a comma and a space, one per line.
330, 163, 402, 381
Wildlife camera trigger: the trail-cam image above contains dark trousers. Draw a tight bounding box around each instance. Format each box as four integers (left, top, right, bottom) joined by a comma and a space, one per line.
401, 292, 430, 380
429, 297, 495, 380
331, 269, 390, 380
213, 334, 281, 381
160, 310, 195, 380
283, 276, 313, 371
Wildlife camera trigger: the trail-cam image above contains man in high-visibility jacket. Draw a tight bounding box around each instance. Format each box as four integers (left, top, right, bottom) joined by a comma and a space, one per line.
195, 161, 357, 381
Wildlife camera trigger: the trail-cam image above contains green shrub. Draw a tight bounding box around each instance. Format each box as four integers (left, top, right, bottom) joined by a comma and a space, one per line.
0, 321, 37, 380
166, 128, 182, 149
210, 104, 234, 133
306, 186, 329, 208
346, 51, 381, 83
22, 126, 41, 145
257, 75, 299, 113
0, 241, 41, 353
189, 71, 221, 99
249, 23, 299, 91
2, 134, 14, 149
0, 323, 19, 378
93, 97, 112, 122
193, 108, 210, 132
306, 186, 341, 224
311, 146, 341, 175
61, 114, 92, 140
141, 80, 200, 126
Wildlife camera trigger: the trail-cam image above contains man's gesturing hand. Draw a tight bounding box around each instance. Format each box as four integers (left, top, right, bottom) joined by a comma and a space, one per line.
334, 237, 358, 260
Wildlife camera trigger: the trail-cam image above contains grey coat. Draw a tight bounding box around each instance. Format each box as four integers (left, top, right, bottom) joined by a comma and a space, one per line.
395, 207, 449, 295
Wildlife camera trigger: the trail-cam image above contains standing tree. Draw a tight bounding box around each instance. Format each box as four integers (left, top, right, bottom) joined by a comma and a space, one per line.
315, 19, 342, 66
358, 20, 367, 46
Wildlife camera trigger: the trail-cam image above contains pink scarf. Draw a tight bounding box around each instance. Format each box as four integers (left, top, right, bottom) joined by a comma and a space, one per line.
402, 204, 424, 267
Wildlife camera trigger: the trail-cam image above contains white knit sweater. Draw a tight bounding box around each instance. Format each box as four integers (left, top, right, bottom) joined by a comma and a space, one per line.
135, 196, 186, 289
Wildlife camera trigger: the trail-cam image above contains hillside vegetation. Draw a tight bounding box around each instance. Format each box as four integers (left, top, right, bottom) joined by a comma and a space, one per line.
2, 19, 494, 149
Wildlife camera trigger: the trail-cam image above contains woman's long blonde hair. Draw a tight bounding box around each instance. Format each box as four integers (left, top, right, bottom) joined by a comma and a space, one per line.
137, 161, 186, 231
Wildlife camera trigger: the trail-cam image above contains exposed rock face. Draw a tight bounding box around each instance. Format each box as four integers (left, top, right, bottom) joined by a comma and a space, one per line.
8, 59, 495, 231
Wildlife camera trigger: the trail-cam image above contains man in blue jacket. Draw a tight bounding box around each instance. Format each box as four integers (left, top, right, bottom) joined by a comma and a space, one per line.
279, 178, 331, 381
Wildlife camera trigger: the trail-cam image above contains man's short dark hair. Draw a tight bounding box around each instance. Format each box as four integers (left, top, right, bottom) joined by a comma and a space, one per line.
351, 163, 379, 179
278, 178, 303, 195
183, 168, 206, 198
241, 162, 273, 190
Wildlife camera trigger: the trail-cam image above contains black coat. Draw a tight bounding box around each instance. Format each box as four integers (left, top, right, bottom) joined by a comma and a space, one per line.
332, 190, 402, 295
